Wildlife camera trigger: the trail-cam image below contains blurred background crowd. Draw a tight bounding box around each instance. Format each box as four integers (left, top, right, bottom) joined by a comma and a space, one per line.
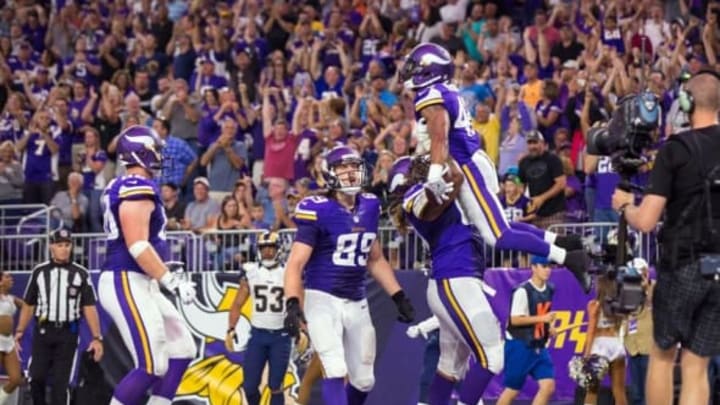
0, 0, 718, 240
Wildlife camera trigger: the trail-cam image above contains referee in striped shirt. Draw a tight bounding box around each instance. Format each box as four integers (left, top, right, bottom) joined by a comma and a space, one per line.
14, 229, 104, 405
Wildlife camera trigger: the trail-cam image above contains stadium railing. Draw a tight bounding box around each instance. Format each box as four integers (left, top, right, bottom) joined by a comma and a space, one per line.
0, 223, 661, 272
0, 205, 660, 271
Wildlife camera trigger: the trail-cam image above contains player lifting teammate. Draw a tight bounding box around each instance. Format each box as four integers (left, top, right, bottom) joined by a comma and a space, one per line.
283, 145, 415, 405
399, 43, 591, 292
389, 154, 503, 405
98, 126, 197, 405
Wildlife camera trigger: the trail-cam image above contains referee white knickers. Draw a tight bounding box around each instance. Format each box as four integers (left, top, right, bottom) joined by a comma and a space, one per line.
98, 271, 196, 377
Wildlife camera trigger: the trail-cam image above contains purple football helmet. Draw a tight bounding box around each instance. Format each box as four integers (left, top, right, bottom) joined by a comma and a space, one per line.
388, 156, 412, 195
116, 125, 165, 175
399, 43, 454, 90
322, 145, 367, 195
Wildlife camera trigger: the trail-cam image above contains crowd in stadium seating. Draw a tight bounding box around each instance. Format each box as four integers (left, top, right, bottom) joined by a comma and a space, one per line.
0, 0, 717, 239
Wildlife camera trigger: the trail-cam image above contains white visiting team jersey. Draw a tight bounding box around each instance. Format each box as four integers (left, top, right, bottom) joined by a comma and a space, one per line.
243, 262, 287, 330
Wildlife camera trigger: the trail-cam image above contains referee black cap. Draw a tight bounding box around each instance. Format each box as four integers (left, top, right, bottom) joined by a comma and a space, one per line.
50, 229, 72, 244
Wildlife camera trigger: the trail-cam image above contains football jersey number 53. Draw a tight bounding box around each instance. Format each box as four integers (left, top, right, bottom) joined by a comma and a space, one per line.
333, 232, 377, 267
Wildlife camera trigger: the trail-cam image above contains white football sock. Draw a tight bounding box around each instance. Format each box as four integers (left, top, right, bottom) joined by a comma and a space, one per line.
548, 245, 566, 264
544, 231, 557, 244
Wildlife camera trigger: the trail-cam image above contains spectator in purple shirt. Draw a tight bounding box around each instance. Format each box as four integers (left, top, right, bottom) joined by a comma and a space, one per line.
63, 38, 102, 88
0, 93, 30, 143
189, 55, 229, 94
68, 79, 90, 140
535, 79, 563, 148
169, 33, 196, 83
7, 42, 37, 88
75, 128, 107, 232
21, 8, 47, 53
16, 108, 59, 204
290, 98, 318, 181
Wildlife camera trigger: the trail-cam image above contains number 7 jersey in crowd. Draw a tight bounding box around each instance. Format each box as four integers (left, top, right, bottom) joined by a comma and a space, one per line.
292, 194, 381, 301
101, 175, 170, 272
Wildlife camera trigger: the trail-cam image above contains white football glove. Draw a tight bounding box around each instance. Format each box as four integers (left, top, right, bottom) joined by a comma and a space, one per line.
160, 270, 196, 305
424, 164, 454, 204
406, 316, 440, 340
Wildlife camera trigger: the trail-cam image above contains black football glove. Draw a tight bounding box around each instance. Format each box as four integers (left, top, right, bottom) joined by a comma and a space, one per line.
284, 297, 306, 339
392, 290, 415, 323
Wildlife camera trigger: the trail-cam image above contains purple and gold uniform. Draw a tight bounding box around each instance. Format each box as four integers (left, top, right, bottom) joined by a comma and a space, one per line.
403, 184, 484, 279
401, 180, 504, 405
413, 83, 482, 165
412, 82, 556, 261
97, 126, 196, 405
293, 193, 380, 300
101, 175, 169, 273
292, 191, 382, 400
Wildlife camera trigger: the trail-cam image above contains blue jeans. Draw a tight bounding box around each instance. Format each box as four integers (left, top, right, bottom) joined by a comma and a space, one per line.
628, 354, 648, 405
243, 327, 292, 405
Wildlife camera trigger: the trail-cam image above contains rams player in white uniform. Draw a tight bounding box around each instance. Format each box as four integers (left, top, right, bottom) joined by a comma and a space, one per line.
226, 231, 292, 405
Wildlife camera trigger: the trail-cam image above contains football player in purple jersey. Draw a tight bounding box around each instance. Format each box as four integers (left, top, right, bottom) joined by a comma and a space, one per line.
388, 154, 503, 405
399, 43, 592, 292
98, 125, 197, 405
283, 145, 416, 405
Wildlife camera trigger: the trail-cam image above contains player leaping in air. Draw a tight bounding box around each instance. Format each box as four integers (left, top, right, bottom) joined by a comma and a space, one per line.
283, 146, 416, 405
399, 43, 591, 292
98, 126, 197, 405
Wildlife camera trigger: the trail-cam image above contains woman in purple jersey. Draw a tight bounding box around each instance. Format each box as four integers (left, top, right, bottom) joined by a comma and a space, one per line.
283, 146, 415, 405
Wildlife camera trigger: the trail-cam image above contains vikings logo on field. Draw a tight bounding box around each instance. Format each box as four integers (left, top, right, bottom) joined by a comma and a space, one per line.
173, 273, 301, 405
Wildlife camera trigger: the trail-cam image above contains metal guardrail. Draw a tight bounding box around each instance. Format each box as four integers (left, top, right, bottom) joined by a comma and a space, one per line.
0, 223, 661, 272
547, 222, 660, 265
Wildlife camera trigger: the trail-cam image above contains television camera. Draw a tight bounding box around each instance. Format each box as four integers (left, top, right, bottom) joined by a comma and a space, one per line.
585, 91, 660, 314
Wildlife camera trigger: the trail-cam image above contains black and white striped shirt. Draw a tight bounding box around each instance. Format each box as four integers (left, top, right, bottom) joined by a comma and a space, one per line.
23, 261, 96, 323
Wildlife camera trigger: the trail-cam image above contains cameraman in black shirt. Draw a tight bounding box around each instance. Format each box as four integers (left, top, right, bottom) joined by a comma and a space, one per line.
612, 71, 720, 405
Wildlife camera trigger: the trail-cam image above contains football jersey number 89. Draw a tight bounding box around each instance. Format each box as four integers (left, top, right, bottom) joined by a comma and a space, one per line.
333, 233, 376, 267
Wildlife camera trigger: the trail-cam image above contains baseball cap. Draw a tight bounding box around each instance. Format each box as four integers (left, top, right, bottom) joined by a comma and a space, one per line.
194, 177, 210, 188
503, 173, 522, 185
50, 229, 72, 244
530, 255, 550, 266
526, 130, 544, 142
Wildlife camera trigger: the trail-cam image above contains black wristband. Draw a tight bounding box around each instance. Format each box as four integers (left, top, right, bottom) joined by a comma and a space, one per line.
227, 327, 236, 333
286, 297, 300, 310
391, 290, 406, 304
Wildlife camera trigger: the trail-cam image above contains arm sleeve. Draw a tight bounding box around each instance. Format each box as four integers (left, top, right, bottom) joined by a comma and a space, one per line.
23, 269, 40, 306
79, 270, 97, 306
510, 288, 529, 317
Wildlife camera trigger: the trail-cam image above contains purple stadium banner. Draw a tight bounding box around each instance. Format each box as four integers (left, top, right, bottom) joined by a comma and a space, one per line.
8, 268, 596, 404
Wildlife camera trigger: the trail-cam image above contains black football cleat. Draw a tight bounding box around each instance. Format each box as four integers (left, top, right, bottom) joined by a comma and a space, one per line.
564, 250, 593, 294
555, 234, 584, 251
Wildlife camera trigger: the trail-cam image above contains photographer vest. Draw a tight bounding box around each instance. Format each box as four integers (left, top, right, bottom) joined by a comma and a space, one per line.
507, 281, 555, 348
659, 127, 720, 267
